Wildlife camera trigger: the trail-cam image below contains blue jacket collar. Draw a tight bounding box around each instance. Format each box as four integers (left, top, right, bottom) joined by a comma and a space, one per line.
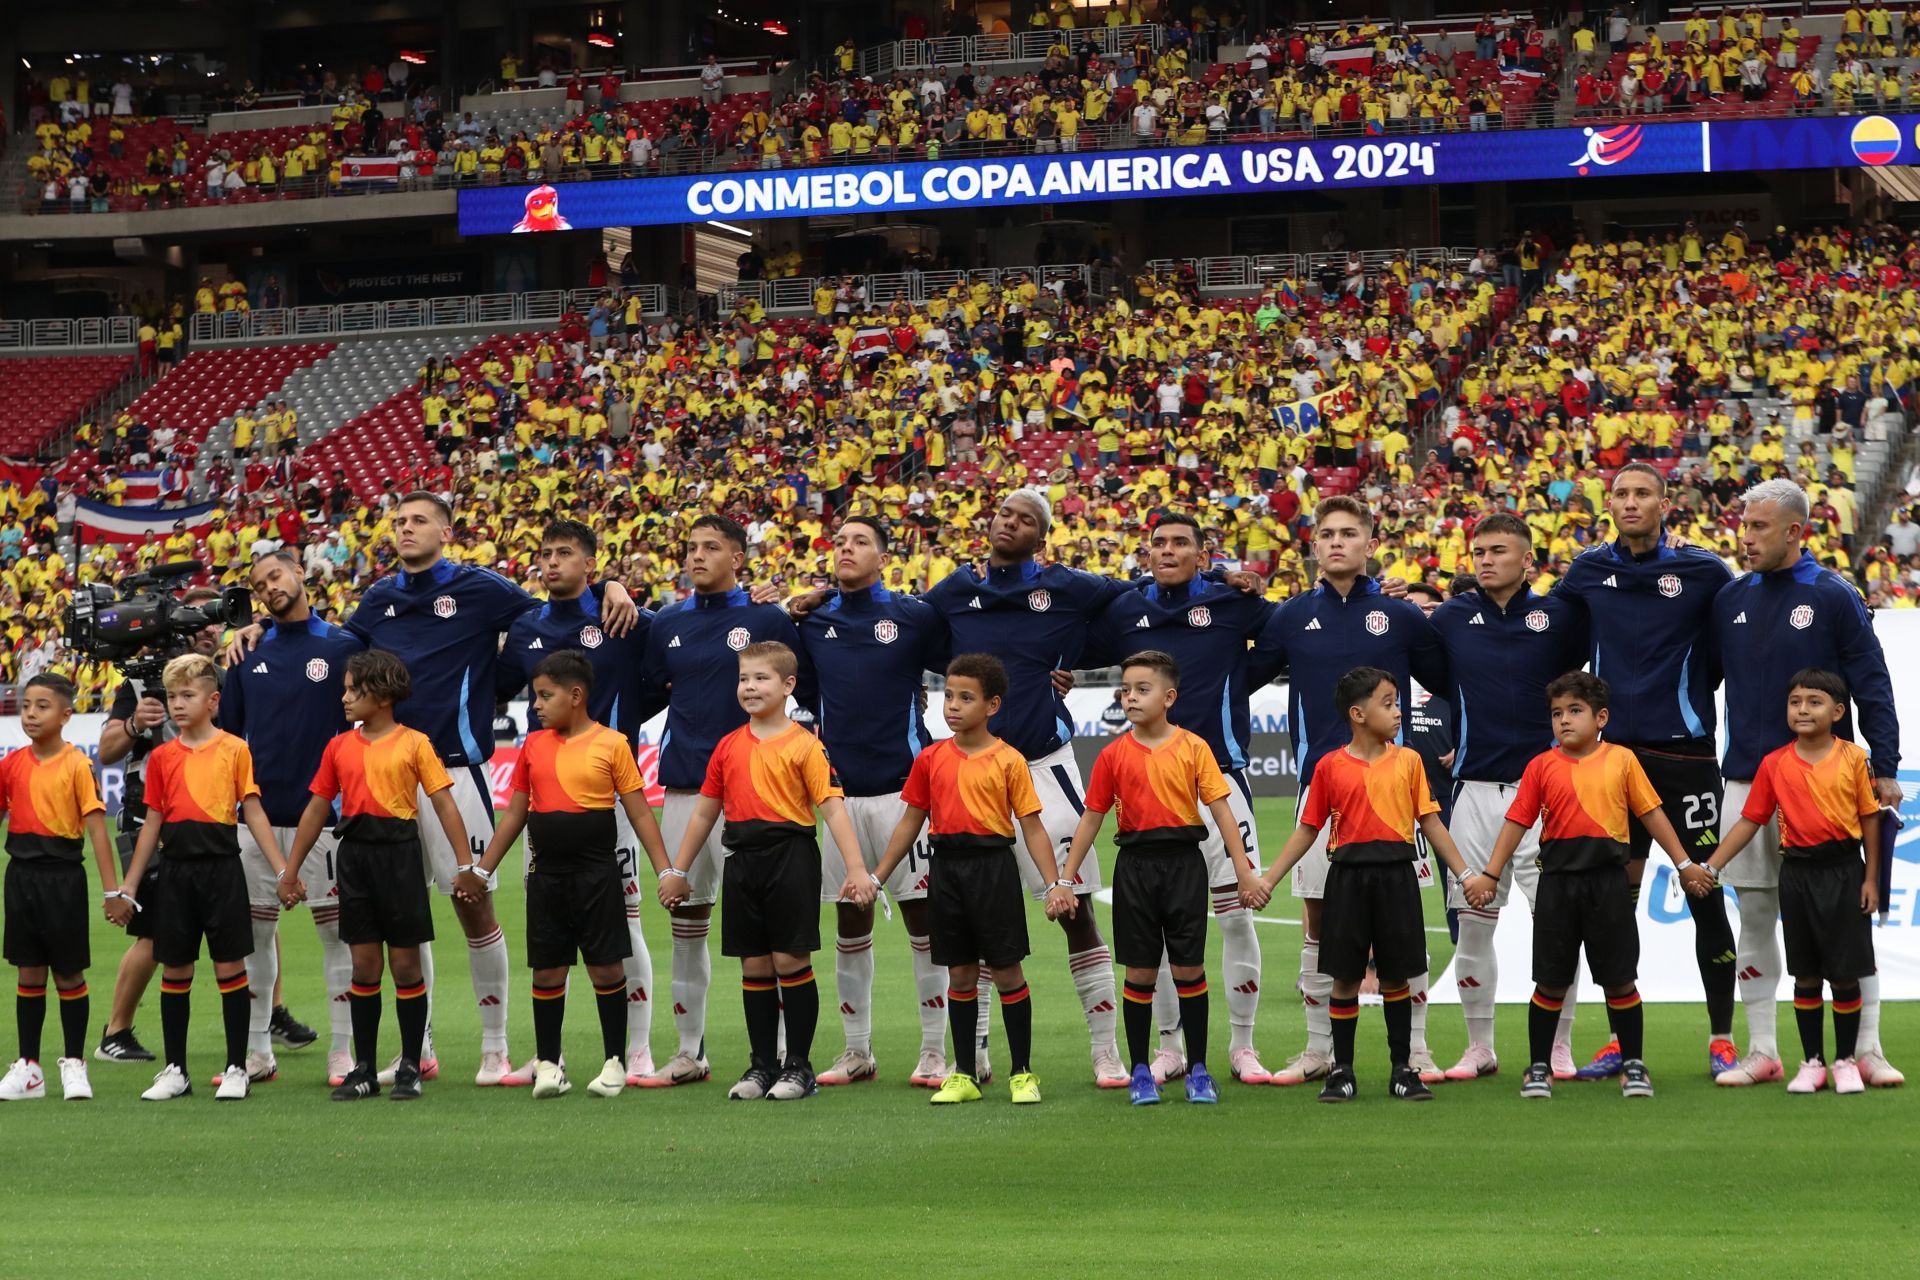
694, 587, 749, 609
1772, 548, 1824, 584
397, 558, 458, 589
1609, 537, 1672, 565
262, 613, 332, 642
829, 583, 892, 612
541, 590, 601, 621
986, 559, 1043, 585
1314, 575, 1381, 601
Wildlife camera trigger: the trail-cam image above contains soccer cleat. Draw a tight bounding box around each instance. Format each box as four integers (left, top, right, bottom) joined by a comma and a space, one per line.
817, 1047, 878, 1086
215, 1064, 251, 1101
1550, 1042, 1577, 1081
388, 1060, 422, 1101
623, 1048, 655, 1087
1008, 1071, 1042, 1105
1708, 1037, 1739, 1078
1787, 1058, 1829, 1094
270, 1005, 318, 1051
1714, 1051, 1784, 1087
1092, 1043, 1128, 1089
1150, 1046, 1188, 1085
1128, 1062, 1162, 1106
58, 1058, 92, 1101
930, 1071, 982, 1104
331, 1063, 382, 1101
1620, 1059, 1654, 1099
327, 1050, 354, 1087
1271, 1048, 1332, 1086
1185, 1062, 1219, 1104
377, 1052, 439, 1086
909, 1049, 949, 1088
1520, 1063, 1553, 1099
495, 1054, 541, 1087
211, 1050, 277, 1087
728, 1063, 775, 1100
530, 1060, 571, 1099
1228, 1046, 1271, 1085
588, 1058, 626, 1098
0, 1059, 47, 1100
1858, 1048, 1906, 1087
141, 1064, 192, 1101
1391, 1065, 1434, 1101
1316, 1064, 1357, 1103
641, 1051, 712, 1089
767, 1063, 818, 1101
1406, 1047, 1445, 1084
94, 1027, 155, 1063
1445, 1043, 1499, 1081
1574, 1038, 1623, 1080
1831, 1057, 1866, 1096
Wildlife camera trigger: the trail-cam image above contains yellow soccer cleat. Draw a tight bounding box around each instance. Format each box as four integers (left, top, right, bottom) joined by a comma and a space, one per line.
929, 1072, 982, 1104
1008, 1071, 1042, 1104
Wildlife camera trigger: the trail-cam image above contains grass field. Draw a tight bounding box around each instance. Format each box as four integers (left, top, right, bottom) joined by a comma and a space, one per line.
4, 800, 1916, 1280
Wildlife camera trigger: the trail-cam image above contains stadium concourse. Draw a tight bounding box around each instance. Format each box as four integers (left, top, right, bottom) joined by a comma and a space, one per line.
0, 217, 1907, 716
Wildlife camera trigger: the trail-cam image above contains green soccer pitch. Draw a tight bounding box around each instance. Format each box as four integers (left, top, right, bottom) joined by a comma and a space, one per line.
4, 802, 1914, 1280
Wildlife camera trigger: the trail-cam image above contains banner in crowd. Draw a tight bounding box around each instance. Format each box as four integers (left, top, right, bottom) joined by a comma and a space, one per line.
72, 498, 216, 546
459, 113, 1920, 234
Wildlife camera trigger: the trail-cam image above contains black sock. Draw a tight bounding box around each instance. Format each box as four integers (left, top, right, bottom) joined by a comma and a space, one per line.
1382, 983, 1411, 1068
1122, 980, 1155, 1068
1834, 983, 1862, 1061
742, 978, 780, 1069
532, 982, 566, 1064
1686, 884, 1737, 1037
218, 973, 250, 1068
593, 980, 627, 1062
999, 983, 1032, 1075
947, 985, 977, 1076
1794, 987, 1824, 1063
58, 983, 89, 1061
1330, 995, 1359, 1067
350, 980, 382, 1067
1529, 989, 1564, 1066
777, 967, 818, 1068
160, 976, 192, 1070
1606, 988, 1644, 1062
394, 979, 427, 1064
15, 981, 46, 1063
1176, 976, 1209, 1068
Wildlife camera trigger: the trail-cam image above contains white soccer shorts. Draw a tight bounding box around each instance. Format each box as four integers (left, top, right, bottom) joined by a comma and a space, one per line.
1289, 780, 1333, 900
1022, 742, 1103, 899
821, 792, 930, 903
240, 824, 339, 908
661, 788, 729, 907
1442, 779, 1545, 912
1199, 769, 1260, 889
1718, 778, 1783, 891
415, 765, 495, 894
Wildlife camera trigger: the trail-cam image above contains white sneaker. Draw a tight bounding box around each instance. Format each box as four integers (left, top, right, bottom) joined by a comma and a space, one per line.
1444, 1043, 1499, 1081
1092, 1042, 1128, 1089
474, 1048, 515, 1086
0, 1058, 46, 1100
530, 1059, 570, 1099
498, 1054, 545, 1087
909, 1048, 948, 1088
1714, 1050, 1784, 1087
1407, 1047, 1445, 1084
58, 1057, 92, 1101
817, 1047, 878, 1086
1150, 1046, 1188, 1085
1550, 1041, 1577, 1081
377, 1051, 440, 1087
212, 1050, 277, 1087
588, 1057, 625, 1098
215, 1063, 251, 1100
1859, 1047, 1906, 1087
327, 1049, 354, 1087
141, 1063, 192, 1101
1271, 1048, 1332, 1086
1787, 1058, 1829, 1094
624, 1048, 655, 1086
1832, 1057, 1867, 1095
639, 1050, 711, 1088
1229, 1045, 1272, 1085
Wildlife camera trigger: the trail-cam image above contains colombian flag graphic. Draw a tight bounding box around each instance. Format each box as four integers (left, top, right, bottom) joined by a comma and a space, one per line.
1852, 115, 1903, 166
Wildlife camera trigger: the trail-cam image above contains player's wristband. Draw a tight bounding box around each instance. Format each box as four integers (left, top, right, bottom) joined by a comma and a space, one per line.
1051, 878, 1075, 889
104, 890, 142, 913
868, 873, 883, 887
658, 867, 688, 881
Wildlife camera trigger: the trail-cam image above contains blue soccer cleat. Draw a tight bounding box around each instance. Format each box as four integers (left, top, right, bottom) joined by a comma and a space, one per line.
1575, 1037, 1623, 1080
1128, 1062, 1161, 1106
1186, 1062, 1219, 1104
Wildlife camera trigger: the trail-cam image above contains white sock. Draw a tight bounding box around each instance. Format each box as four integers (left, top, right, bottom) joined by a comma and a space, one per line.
1454, 911, 1498, 1049
1070, 945, 1118, 1049
311, 906, 352, 1054
468, 925, 510, 1055
908, 934, 947, 1055
418, 939, 435, 1057
1300, 936, 1333, 1056
1216, 894, 1261, 1054
1153, 953, 1182, 1050
1860, 971, 1884, 1055
670, 917, 712, 1060
836, 931, 875, 1056
1408, 970, 1430, 1053
623, 897, 653, 1057
1557, 987, 1577, 1051
245, 907, 279, 1057
976, 966, 993, 1046
1735, 886, 1782, 1058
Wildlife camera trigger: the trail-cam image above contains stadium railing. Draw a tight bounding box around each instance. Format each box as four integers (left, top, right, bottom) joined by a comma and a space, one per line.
717, 263, 1119, 314
1143, 247, 1478, 291
855, 25, 1168, 79
183, 284, 683, 344
0, 316, 139, 351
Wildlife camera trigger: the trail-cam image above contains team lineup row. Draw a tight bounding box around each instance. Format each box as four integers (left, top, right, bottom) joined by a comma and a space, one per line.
0, 468, 1907, 1104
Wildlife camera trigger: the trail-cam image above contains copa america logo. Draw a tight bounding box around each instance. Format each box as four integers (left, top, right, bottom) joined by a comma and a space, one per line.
1569, 124, 1643, 176
1028, 590, 1052, 612
1365, 610, 1389, 636
579, 625, 604, 649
